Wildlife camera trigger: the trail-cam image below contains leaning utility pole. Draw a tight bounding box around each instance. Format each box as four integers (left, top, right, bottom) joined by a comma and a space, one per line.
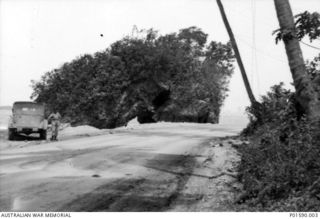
273, 0, 320, 121
216, 0, 257, 105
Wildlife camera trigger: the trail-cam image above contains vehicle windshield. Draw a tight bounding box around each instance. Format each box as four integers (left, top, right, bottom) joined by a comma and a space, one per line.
13, 103, 44, 115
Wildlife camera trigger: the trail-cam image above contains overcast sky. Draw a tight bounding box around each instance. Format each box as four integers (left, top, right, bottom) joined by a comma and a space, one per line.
0, 0, 319, 115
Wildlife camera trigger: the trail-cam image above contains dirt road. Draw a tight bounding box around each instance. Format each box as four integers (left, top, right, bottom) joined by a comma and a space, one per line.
0, 122, 244, 211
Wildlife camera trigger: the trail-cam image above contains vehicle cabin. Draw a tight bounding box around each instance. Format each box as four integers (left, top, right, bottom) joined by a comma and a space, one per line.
8, 101, 48, 140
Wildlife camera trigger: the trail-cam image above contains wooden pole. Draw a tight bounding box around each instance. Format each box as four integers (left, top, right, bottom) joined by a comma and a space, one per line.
216, 0, 257, 104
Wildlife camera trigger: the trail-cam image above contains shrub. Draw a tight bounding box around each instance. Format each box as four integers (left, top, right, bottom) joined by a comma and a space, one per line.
242, 83, 298, 136
238, 83, 320, 211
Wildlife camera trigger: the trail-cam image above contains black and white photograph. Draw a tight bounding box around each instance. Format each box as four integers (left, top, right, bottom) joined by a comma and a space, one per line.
0, 0, 320, 215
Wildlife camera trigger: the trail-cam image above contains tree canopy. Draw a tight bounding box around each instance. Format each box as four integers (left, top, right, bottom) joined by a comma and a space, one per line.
31, 27, 235, 128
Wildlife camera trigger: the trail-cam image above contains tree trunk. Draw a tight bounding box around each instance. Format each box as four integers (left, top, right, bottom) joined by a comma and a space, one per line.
274, 0, 320, 121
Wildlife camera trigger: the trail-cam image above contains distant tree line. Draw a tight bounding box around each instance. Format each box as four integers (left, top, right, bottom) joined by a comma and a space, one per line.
31, 27, 234, 128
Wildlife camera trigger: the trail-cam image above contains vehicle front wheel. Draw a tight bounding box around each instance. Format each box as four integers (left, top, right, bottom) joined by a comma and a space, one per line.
8, 128, 15, 140
40, 130, 47, 140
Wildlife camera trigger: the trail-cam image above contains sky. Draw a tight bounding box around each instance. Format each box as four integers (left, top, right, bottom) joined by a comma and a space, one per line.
0, 0, 319, 116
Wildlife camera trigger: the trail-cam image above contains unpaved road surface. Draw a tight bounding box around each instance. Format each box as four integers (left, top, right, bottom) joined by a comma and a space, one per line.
0, 122, 244, 211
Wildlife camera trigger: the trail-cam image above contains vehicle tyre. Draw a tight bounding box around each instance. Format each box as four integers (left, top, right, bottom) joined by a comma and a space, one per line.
8, 128, 15, 140
40, 130, 47, 140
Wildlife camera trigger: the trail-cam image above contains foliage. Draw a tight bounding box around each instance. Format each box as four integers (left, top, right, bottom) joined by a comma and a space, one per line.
238, 82, 320, 211
306, 53, 320, 80
235, 9, 320, 211
31, 27, 234, 128
238, 52, 320, 210
295, 11, 320, 42
273, 11, 320, 43
239, 119, 320, 211
242, 83, 297, 135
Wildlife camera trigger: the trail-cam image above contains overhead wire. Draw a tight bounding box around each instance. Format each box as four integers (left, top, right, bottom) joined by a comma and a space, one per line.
235, 35, 288, 64
218, 0, 320, 100
227, 1, 320, 52
300, 41, 320, 50
250, 0, 254, 90
226, 1, 276, 30
225, 4, 319, 64
251, 0, 261, 95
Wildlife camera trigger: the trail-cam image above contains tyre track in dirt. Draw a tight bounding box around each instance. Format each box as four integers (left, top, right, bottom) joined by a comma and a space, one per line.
60, 154, 198, 211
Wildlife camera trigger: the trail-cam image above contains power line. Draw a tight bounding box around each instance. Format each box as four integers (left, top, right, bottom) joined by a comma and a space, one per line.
251, 0, 261, 95
235, 34, 288, 63
216, 0, 257, 104
300, 41, 320, 51
251, 0, 255, 90
226, 1, 276, 30
227, 2, 320, 53
223, 1, 288, 65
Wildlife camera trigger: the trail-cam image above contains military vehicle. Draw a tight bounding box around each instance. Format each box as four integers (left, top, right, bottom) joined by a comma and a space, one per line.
8, 101, 48, 140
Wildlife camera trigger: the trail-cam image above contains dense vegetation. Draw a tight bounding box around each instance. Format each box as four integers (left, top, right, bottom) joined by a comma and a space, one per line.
31, 27, 234, 128
238, 11, 320, 211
